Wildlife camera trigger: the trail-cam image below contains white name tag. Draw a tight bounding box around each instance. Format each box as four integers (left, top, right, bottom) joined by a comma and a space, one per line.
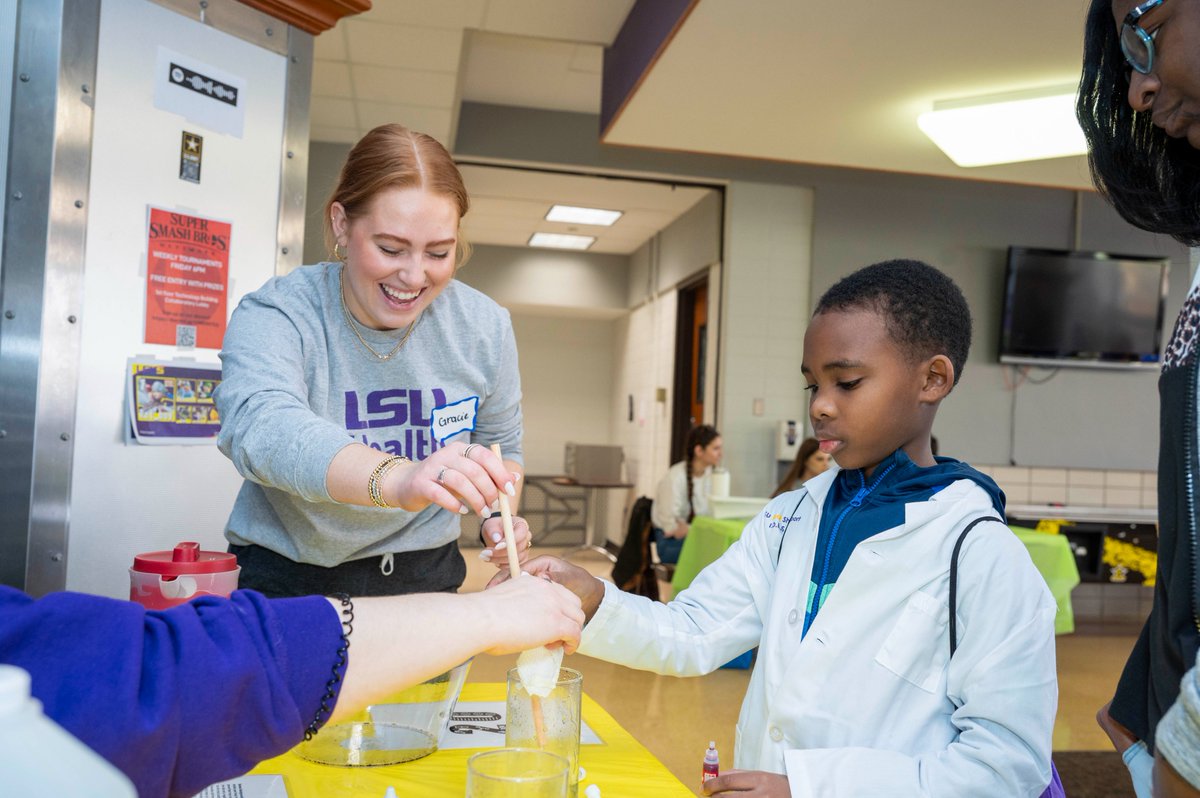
431, 396, 479, 444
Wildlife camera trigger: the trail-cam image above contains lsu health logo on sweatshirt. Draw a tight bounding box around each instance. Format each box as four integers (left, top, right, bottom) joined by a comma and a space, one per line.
343, 387, 476, 461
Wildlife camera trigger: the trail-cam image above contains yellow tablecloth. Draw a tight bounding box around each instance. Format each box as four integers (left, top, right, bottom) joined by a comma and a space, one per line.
249, 683, 692, 797
672, 516, 1081, 634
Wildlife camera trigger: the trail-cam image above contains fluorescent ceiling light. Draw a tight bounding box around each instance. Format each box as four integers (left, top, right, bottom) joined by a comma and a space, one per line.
529, 232, 595, 250
545, 204, 624, 226
917, 84, 1088, 167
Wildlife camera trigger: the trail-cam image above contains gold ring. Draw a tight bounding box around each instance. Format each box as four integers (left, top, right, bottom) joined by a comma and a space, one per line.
436, 466, 448, 484
462, 443, 481, 460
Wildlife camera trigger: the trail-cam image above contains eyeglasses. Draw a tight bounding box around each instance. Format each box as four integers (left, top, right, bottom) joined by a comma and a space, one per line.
1120, 0, 1167, 75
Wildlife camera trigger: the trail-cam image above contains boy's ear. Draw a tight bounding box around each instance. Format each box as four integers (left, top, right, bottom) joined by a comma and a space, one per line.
919, 355, 955, 403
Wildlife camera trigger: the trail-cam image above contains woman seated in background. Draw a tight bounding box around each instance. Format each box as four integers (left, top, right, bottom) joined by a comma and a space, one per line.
770, 436, 831, 497
650, 424, 722, 565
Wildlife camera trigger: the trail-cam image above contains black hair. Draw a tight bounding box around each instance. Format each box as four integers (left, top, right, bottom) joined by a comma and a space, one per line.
814, 259, 971, 385
1076, 0, 1200, 245
683, 424, 719, 523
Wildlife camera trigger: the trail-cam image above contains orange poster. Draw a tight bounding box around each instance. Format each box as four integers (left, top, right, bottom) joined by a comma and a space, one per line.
145, 206, 231, 349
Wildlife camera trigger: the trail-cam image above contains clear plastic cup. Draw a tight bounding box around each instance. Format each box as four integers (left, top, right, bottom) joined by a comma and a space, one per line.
466, 748, 568, 798
505, 667, 582, 797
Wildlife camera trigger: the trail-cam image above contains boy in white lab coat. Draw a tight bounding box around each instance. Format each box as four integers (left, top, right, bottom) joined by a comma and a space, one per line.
509, 259, 1058, 797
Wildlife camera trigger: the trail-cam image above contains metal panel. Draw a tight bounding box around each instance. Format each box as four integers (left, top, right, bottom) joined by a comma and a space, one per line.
153, 0, 289, 55
277, 27, 312, 275
0, 0, 100, 592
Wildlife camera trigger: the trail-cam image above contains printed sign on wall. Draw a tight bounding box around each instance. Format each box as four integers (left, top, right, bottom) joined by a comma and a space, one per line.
126, 358, 222, 445
154, 46, 246, 138
144, 206, 231, 349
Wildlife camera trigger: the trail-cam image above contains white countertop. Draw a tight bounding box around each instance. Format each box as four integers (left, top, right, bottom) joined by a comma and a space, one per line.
1006, 504, 1157, 525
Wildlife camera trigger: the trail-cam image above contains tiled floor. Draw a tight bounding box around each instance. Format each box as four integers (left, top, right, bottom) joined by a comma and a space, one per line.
461, 545, 1138, 788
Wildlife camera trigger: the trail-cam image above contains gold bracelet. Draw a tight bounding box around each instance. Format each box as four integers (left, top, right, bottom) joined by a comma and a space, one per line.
368, 455, 410, 508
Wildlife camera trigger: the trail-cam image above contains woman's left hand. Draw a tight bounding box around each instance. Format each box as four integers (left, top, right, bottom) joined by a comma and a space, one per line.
479, 514, 533, 569
702, 770, 790, 796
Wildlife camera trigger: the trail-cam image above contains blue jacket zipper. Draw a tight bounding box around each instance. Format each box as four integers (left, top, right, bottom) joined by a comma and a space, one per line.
802, 461, 899, 637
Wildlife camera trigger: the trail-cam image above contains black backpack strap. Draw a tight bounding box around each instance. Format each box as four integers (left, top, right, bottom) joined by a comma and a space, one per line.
949, 516, 1005, 658
773, 490, 809, 568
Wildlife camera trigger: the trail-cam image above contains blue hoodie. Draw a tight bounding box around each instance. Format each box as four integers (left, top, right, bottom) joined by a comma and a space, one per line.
0, 587, 342, 797
802, 448, 1006, 637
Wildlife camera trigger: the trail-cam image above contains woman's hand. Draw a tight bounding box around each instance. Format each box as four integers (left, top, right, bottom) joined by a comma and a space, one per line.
667, 519, 690, 539
387, 442, 520, 519
477, 574, 584, 656
702, 770, 790, 796
479, 515, 533, 569
489, 555, 605, 622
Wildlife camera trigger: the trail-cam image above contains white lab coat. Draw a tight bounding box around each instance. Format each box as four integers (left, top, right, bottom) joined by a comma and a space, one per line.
580, 467, 1058, 797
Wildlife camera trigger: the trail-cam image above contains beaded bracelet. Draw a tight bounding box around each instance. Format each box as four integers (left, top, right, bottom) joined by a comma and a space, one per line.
305, 593, 354, 740
368, 455, 410, 508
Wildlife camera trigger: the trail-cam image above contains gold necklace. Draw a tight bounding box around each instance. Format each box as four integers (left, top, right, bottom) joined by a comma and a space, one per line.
338, 266, 422, 361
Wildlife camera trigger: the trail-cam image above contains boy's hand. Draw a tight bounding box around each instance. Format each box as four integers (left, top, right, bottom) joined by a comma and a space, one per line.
487, 555, 605, 622
702, 770, 790, 796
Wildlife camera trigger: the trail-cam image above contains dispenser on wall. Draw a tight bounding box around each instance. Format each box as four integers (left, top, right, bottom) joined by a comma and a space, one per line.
777, 420, 801, 462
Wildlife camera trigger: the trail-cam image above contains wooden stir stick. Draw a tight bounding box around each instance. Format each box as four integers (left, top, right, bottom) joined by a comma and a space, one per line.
489, 444, 548, 747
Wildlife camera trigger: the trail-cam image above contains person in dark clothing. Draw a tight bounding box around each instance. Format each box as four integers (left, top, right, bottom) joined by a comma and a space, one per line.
1077, 2, 1200, 795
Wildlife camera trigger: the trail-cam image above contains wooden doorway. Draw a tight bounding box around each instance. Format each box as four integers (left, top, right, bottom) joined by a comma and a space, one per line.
671, 278, 708, 463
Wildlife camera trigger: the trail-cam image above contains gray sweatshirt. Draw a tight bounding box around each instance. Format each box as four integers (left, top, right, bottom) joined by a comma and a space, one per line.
216, 263, 523, 567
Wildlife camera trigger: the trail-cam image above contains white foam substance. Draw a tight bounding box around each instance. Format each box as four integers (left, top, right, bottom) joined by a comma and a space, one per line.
516, 645, 563, 697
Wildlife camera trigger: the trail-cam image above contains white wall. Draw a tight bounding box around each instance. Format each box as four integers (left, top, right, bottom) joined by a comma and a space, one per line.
610, 290, 678, 504
66, 0, 286, 598
461, 244, 629, 318
508, 313, 616, 474
718, 181, 814, 497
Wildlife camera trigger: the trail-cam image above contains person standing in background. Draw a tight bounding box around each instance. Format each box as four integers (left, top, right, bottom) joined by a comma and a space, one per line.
1077, 2, 1200, 795
216, 123, 531, 599
771, 436, 831, 497
650, 425, 722, 565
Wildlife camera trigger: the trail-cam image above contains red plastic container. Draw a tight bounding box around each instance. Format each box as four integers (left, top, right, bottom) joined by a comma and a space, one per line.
129, 542, 239, 610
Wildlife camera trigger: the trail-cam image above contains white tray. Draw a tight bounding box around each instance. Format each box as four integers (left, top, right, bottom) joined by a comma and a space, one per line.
709, 495, 770, 519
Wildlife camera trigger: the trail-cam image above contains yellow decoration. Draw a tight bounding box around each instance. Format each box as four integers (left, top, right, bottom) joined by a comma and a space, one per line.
1035, 518, 1072, 535
1102, 537, 1157, 587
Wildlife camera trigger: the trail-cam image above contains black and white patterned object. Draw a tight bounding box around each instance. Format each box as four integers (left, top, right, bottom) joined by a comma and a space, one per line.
1164, 285, 1200, 372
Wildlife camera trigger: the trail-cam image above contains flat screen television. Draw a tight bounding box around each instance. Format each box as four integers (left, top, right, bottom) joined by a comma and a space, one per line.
998, 247, 1169, 370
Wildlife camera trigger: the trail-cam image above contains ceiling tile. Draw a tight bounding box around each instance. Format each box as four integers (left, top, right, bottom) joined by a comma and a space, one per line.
309, 125, 361, 144
313, 26, 347, 61
312, 61, 352, 97
350, 64, 458, 107
461, 32, 603, 113
568, 44, 602, 74
482, 0, 636, 45
310, 96, 357, 129
356, 0, 487, 29
343, 20, 464, 72
355, 101, 453, 145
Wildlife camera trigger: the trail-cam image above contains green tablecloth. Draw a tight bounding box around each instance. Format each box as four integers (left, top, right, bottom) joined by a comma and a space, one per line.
671, 516, 1080, 634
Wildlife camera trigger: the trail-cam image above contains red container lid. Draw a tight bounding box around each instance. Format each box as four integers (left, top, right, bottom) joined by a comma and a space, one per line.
132, 541, 238, 575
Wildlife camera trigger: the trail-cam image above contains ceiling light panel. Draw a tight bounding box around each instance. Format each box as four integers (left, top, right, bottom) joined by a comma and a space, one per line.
545, 204, 624, 226
529, 232, 596, 250
917, 86, 1087, 168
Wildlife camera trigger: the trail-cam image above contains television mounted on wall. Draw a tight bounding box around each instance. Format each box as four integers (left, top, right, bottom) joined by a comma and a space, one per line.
998, 246, 1169, 370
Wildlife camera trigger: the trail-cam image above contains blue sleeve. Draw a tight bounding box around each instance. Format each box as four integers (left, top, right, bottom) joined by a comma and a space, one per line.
0, 586, 342, 798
